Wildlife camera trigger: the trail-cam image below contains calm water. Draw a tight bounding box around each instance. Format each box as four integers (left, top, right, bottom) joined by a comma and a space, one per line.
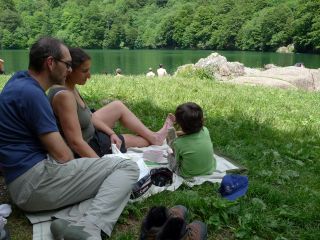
0, 49, 319, 75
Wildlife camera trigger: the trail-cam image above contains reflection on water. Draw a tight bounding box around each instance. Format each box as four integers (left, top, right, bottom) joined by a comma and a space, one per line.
0, 49, 319, 75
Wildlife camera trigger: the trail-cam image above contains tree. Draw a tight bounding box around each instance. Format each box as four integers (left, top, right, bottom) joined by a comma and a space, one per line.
236, 5, 294, 51
0, 0, 21, 48
171, 3, 195, 48
0, 0, 318, 52
293, 0, 320, 53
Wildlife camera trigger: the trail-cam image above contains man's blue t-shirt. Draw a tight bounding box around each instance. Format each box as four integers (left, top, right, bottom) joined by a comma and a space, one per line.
0, 71, 58, 184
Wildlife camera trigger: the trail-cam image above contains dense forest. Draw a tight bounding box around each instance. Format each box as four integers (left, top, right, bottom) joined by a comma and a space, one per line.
0, 0, 319, 53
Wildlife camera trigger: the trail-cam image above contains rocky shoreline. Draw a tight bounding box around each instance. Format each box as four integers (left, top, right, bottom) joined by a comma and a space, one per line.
175, 52, 320, 91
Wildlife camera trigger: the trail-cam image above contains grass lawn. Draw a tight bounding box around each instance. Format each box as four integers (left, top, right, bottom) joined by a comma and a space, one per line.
0, 73, 320, 239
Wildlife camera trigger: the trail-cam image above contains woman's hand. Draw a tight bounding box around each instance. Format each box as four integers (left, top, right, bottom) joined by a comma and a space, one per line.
110, 133, 122, 149
92, 114, 123, 150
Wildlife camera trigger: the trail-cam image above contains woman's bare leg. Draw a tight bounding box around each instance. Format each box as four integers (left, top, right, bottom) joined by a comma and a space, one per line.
93, 101, 174, 146
122, 134, 150, 148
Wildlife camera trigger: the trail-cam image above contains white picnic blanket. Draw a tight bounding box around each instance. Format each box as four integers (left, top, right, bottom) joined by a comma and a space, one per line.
26, 144, 240, 240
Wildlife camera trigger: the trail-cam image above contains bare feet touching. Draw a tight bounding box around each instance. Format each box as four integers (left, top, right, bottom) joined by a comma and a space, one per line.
153, 114, 176, 145
166, 113, 176, 127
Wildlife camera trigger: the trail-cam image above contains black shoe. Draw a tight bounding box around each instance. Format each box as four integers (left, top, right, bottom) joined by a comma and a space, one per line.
157, 217, 187, 240
140, 206, 168, 240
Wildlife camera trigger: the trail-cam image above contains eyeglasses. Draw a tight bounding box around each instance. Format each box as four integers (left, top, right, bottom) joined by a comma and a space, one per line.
54, 58, 72, 70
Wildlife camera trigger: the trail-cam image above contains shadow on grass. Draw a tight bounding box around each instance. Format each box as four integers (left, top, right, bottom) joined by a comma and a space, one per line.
1, 100, 319, 239
96, 99, 320, 239
205, 110, 320, 238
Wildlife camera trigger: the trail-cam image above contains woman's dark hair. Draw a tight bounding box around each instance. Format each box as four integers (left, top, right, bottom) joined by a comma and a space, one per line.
69, 48, 91, 69
28, 37, 65, 72
175, 102, 203, 134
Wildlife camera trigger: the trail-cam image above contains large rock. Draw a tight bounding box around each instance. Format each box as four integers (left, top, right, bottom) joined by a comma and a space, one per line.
276, 44, 294, 53
240, 66, 320, 91
188, 52, 320, 91
229, 76, 297, 90
195, 52, 245, 80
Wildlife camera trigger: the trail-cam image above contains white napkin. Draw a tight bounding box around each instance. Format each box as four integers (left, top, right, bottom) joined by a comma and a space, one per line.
111, 144, 131, 160
0, 204, 11, 218
0, 204, 11, 231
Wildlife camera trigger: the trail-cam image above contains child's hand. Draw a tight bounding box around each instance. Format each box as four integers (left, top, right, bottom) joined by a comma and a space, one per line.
176, 130, 185, 136
167, 148, 173, 154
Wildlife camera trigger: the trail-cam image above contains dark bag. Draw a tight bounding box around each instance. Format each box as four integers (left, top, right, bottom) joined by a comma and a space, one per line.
150, 167, 173, 187
130, 168, 173, 199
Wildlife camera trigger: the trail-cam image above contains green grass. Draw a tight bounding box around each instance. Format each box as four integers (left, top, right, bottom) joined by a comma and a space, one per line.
1, 74, 320, 239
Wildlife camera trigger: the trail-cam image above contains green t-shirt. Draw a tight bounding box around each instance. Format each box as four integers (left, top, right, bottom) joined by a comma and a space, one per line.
173, 127, 216, 178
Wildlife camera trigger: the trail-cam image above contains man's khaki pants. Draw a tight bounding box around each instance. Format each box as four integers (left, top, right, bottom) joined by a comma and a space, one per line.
8, 156, 139, 236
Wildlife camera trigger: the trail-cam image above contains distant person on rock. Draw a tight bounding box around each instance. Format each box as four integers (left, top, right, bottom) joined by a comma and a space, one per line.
0, 59, 5, 74
294, 62, 305, 68
146, 67, 155, 77
157, 64, 168, 77
115, 68, 123, 77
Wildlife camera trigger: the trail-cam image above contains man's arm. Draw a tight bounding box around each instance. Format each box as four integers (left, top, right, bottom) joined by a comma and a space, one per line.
39, 131, 74, 163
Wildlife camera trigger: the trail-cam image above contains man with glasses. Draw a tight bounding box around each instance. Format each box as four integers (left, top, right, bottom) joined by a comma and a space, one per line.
0, 37, 139, 239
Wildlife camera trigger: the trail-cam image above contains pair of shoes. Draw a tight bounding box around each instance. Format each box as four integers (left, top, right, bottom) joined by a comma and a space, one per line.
140, 205, 207, 240
50, 218, 103, 240
140, 205, 187, 240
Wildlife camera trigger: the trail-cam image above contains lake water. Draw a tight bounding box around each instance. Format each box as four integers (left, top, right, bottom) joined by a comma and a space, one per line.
0, 49, 319, 75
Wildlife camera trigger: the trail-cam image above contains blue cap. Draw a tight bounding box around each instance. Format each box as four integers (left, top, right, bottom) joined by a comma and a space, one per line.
219, 174, 248, 201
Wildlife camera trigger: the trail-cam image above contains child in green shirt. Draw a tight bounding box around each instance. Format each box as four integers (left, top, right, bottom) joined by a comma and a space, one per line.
168, 102, 216, 178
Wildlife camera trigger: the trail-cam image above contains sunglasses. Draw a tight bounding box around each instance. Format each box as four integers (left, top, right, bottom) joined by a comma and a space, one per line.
54, 58, 72, 70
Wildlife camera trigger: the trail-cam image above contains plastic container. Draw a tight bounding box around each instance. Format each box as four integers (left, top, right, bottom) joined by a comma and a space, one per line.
143, 150, 167, 164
